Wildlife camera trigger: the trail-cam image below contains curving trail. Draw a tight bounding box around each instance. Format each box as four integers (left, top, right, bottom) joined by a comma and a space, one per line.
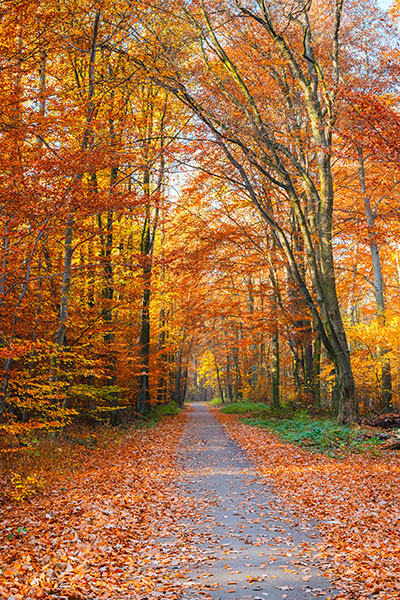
177, 403, 338, 600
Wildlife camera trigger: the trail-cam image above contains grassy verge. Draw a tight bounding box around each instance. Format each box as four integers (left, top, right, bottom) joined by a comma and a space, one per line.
220, 402, 384, 456
142, 401, 181, 426
208, 397, 223, 406
216, 409, 399, 599
220, 401, 282, 415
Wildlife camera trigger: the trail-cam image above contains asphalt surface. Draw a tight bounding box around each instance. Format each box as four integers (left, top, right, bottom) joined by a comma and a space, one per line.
176, 403, 339, 600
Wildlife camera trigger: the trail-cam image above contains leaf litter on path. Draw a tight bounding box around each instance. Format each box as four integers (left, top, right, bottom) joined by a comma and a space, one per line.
215, 410, 400, 600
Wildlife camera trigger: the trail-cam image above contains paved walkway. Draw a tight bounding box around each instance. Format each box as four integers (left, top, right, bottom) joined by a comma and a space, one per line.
176, 403, 338, 600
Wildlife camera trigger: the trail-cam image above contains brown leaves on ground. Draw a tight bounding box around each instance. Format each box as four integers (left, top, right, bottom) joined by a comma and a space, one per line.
216, 410, 400, 600
0, 413, 195, 600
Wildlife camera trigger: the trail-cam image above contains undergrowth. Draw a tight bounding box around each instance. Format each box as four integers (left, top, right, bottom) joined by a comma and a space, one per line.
143, 401, 181, 424
220, 401, 276, 415
0, 402, 181, 502
0, 435, 81, 502
209, 397, 223, 406
220, 402, 384, 455
153, 401, 181, 416
243, 413, 384, 456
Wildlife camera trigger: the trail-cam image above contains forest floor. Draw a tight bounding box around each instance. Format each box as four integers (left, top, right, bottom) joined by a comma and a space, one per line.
0, 403, 399, 600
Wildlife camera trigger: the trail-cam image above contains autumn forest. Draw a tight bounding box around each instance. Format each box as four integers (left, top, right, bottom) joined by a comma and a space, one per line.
1, 0, 400, 598
2, 0, 400, 430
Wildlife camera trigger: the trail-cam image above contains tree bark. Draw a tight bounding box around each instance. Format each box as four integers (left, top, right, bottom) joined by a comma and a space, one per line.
172, 343, 184, 408
270, 275, 280, 409
214, 354, 225, 404
357, 146, 392, 412
53, 9, 101, 355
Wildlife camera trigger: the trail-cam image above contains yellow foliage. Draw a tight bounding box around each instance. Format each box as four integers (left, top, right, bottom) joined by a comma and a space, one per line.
346, 313, 400, 407
9, 472, 45, 502
197, 350, 218, 390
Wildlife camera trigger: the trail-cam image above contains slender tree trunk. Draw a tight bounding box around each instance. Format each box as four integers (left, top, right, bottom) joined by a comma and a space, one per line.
233, 329, 242, 401
156, 308, 167, 403
53, 10, 101, 377
172, 343, 184, 408
98, 204, 119, 423
214, 354, 225, 404
55, 214, 74, 349
1, 227, 45, 421
0, 221, 10, 423
137, 251, 152, 414
303, 324, 315, 403
271, 330, 280, 409
226, 354, 234, 403
181, 367, 189, 405
290, 341, 302, 399
270, 277, 280, 409
357, 146, 392, 412
136, 96, 166, 413
247, 275, 258, 388
313, 333, 321, 408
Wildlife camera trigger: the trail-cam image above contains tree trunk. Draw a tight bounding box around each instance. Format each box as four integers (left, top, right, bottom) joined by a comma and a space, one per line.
137, 253, 152, 414
270, 284, 280, 409
247, 275, 258, 388
53, 9, 101, 381
303, 327, 315, 404
98, 203, 119, 424
357, 146, 392, 412
313, 333, 321, 408
156, 308, 167, 403
172, 343, 184, 408
214, 355, 225, 404
55, 214, 74, 349
233, 330, 242, 401
226, 354, 234, 403
181, 367, 189, 405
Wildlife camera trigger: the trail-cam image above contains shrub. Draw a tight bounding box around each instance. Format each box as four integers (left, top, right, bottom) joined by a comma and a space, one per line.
152, 401, 180, 417
220, 401, 291, 416
209, 397, 223, 406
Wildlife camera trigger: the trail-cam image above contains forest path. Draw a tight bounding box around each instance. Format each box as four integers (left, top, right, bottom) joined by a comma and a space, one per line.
177, 403, 338, 600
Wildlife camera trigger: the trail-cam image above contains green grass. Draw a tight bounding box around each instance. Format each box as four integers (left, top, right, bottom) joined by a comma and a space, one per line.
209, 397, 223, 406
220, 401, 272, 415
154, 401, 181, 416
220, 401, 295, 418
242, 413, 384, 456
133, 401, 181, 429
148, 401, 181, 419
